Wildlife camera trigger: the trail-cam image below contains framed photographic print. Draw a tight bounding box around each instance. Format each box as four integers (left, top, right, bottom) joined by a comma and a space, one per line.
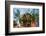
5, 1, 45, 35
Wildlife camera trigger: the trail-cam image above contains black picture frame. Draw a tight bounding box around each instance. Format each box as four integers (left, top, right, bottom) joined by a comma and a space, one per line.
5, 1, 45, 35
